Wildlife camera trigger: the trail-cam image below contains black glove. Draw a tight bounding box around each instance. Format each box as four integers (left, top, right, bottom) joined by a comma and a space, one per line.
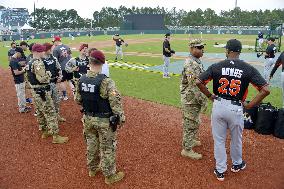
170, 50, 175, 54
256, 53, 262, 58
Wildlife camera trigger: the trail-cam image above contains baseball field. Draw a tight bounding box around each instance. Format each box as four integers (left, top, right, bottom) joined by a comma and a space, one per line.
0, 34, 283, 188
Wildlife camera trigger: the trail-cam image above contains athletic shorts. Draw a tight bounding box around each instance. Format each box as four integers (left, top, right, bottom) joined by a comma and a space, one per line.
62, 70, 73, 82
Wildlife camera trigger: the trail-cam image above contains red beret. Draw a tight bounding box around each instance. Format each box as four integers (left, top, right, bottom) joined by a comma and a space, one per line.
89, 50, 105, 64
42, 43, 53, 51
32, 44, 46, 52
79, 43, 88, 51
53, 36, 61, 42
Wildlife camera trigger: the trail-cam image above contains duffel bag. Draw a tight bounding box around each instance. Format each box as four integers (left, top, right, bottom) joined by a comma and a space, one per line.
243, 102, 258, 129
273, 108, 284, 139
255, 103, 278, 135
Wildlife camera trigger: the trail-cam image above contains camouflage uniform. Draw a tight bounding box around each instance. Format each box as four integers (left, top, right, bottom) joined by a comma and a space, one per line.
180, 40, 207, 151
28, 58, 59, 135
75, 70, 125, 177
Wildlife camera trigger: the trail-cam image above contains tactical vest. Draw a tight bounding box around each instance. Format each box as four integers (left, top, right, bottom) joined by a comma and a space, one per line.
27, 59, 45, 86
43, 55, 59, 79
74, 57, 89, 78
79, 74, 112, 115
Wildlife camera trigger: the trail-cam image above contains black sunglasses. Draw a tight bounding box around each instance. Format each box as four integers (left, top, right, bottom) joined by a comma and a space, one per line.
194, 45, 204, 50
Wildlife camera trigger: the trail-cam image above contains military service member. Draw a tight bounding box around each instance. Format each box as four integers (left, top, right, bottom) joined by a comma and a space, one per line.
180, 39, 207, 160
75, 50, 125, 185
27, 44, 68, 144
65, 43, 89, 93
42, 42, 66, 122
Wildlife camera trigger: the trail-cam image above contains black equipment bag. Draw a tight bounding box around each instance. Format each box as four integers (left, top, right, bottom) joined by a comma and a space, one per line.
273, 108, 284, 139
255, 103, 278, 135
243, 102, 258, 129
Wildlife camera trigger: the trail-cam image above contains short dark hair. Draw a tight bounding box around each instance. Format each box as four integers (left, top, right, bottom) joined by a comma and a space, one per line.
267, 37, 275, 42
20, 41, 28, 46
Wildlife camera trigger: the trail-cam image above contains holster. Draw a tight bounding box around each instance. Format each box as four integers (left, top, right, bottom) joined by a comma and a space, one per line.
34, 85, 50, 102
109, 114, 120, 132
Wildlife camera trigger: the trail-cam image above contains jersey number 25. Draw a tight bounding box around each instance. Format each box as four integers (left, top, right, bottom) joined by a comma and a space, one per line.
218, 78, 241, 96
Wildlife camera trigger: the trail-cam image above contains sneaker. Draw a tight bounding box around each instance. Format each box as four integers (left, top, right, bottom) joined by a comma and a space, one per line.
20, 107, 31, 113
26, 98, 33, 103
163, 75, 170, 78
34, 112, 38, 116
214, 169, 225, 181
231, 161, 246, 173
52, 135, 69, 144
63, 96, 68, 101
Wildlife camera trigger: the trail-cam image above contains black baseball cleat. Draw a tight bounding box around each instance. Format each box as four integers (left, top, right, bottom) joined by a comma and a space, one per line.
214, 169, 225, 181
231, 161, 246, 173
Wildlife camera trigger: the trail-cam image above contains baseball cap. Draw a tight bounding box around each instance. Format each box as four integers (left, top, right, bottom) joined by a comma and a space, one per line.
165, 33, 171, 37
225, 39, 242, 52
189, 39, 206, 47
42, 43, 53, 51
15, 47, 24, 53
89, 50, 105, 64
267, 37, 275, 42
52, 36, 61, 42
79, 43, 88, 51
32, 44, 46, 52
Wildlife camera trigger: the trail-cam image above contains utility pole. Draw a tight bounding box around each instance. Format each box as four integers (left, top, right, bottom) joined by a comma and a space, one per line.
235, 0, 238, 8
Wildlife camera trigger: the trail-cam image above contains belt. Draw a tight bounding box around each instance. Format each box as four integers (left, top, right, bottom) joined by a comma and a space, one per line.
216, 97, 242, 106
34, 85, 51, 91
84, 112, 112, 118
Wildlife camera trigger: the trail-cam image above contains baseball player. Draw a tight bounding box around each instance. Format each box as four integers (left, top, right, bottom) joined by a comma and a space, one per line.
162, 33, 175, 78
112, 34, 125, 61
8, 42, 16, 61
196, 39, 270, 181
263, 37, 277, 81
257, 31, 264, 49
270, 50, 284, 108
52, 36, 73, 100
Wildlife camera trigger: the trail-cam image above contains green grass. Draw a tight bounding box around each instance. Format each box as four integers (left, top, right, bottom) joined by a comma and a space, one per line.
1, 34, 282, 111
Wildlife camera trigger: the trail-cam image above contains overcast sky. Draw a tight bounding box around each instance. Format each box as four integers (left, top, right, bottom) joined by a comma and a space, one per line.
1, 0, 284, 19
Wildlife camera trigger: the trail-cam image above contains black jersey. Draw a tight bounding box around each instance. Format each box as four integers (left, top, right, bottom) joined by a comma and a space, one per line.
198, 59, 267, 101
163, 39, 171, 57
265, 44, 277, 58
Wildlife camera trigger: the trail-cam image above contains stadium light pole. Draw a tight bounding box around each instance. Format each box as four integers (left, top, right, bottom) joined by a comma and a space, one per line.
235, 0, 238, 8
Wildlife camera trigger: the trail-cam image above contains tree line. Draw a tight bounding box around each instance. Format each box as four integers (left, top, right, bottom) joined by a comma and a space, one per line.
28, 6, 284, 29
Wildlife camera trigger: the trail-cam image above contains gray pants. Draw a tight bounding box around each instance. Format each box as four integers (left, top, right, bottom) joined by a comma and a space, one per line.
264, 58, 275, 81
15, 82, 26, 112
163, 55, 170, 76
50, 82, 60, 114
211, 98, 244, 173
115, 45, 123, 60
282, 72, 284, 108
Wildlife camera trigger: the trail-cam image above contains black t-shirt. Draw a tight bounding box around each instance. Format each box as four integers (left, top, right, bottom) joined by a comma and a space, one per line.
115, 38, 124, 47
198, 59, 267, 101
163, 39, 171, 57
8, 48, 16, 57
270, 51, 284, 77
265, 44, 277, 58
9, 58, 25, 84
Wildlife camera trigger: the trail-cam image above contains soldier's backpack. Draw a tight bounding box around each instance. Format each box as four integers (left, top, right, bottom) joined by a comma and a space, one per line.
243, 102, 258, 129
273, 108, 284, 139
255, 103, 278, 135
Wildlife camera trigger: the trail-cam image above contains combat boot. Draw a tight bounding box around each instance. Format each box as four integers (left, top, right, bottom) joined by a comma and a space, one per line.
89, 168, 100, 177
105, 171, 125, 185
193, 140, 201, 147
41, 131, 51, 139
181, 149, 202, 160
58, 115, 66, 122
52, 135, 69, 144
